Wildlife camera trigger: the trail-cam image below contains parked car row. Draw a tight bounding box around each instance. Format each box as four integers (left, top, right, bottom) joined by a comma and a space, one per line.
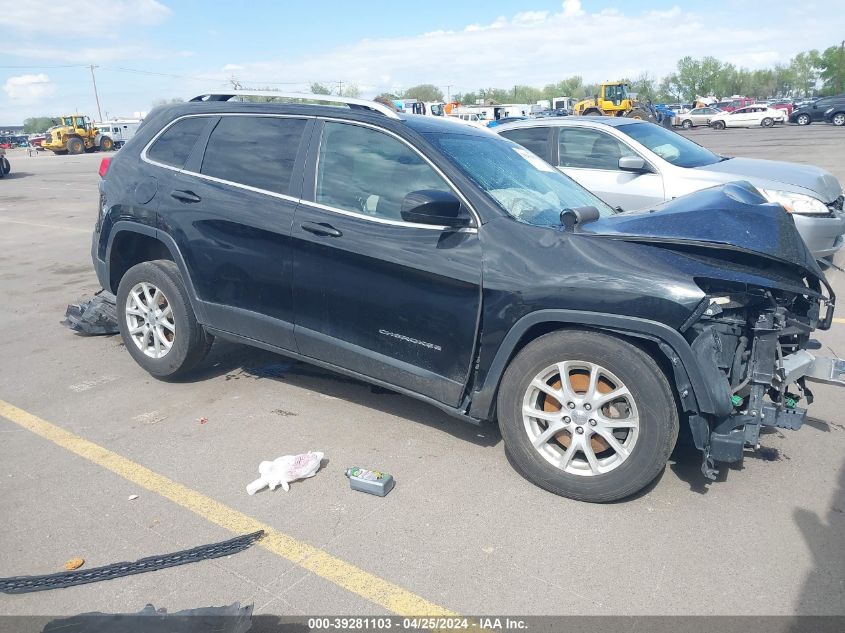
789, 94, 845, 126
94, 91, 845, 503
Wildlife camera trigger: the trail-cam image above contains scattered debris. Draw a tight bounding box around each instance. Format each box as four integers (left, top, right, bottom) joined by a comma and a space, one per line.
61, 290, 119, 335
271, 409, 297, 417
128, 495, 139, 501
63, 558, 84, 571
345, 466, 395, 497
198, 417, 208, 425
41, 602, 253, 633
0, 530, 264, 594
246, 451, 324, 494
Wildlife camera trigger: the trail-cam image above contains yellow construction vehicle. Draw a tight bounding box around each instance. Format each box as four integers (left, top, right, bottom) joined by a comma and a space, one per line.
41, 115, 114, 155
572, 82, 656, 121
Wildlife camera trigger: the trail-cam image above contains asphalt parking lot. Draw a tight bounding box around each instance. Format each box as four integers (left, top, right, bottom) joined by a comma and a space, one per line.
1, 124, 844, 619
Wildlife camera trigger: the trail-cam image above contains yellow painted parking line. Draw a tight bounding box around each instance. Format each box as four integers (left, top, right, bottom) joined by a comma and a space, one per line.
0, 399, 456, 617
833, 317, 845, 324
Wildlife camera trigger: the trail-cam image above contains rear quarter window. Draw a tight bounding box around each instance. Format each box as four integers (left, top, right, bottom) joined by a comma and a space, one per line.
146, 117, 209, 168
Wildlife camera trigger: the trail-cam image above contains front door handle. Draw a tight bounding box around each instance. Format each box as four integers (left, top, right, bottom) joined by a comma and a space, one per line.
170, 190, 201, 203
301, 221, 342, 238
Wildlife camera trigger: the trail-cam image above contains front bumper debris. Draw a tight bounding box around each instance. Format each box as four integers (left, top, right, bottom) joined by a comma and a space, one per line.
779, 349, 845, 387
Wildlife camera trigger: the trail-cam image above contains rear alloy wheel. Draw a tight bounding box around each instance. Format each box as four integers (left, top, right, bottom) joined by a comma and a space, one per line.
712, 120, 726, 130
117, 260, 213, 378
761, 117, 774, 127
125, 282, 176, 359
498, 330, 679, 502
681, 119, 693, 129
832, 112, 845, 127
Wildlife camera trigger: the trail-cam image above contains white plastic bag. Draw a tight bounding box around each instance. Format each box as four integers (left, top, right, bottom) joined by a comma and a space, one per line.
246, 451, 324, 495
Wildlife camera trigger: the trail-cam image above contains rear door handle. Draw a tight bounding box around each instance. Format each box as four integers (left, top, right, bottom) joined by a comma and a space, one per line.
301, 221, 342, 238
170, 190, 201, 203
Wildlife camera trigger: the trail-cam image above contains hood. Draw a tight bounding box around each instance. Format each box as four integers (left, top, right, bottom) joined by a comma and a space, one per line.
694, 157, 842, 203
580, 182, 825, 284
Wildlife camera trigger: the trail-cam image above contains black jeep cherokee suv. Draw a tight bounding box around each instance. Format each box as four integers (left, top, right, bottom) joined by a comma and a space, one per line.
93, 92, 843, 502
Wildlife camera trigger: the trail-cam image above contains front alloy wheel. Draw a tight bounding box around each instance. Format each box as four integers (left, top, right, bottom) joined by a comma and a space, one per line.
497, 330, 679, 502
125, 282, 175, 358
523, 361, 639, 476
832, 113, 845, 127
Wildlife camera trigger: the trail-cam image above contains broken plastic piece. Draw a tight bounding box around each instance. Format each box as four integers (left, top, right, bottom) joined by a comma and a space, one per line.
63, 558, 84, 571
246, 451, 324, 494
0, 530, 263, 594
61, 291, 119, 335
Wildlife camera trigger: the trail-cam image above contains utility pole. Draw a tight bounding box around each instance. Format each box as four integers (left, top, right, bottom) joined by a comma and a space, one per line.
337, 80, 344, 96
445, 85, 452, 103
89, 65, 103, 122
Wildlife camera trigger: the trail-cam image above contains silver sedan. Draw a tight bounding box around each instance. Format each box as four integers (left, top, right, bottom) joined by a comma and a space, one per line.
495, 117, 845, 259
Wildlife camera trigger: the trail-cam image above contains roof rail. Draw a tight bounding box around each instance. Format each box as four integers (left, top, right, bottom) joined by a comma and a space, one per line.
189, 90, 401, 119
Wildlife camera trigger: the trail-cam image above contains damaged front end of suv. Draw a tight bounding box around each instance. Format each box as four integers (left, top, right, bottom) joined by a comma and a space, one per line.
585, 182, 845, 479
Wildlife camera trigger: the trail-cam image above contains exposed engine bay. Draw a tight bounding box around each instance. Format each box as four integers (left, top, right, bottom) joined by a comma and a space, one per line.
685, 276, 844, 479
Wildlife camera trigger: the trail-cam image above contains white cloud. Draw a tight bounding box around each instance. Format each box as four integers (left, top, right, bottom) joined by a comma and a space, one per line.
222, 64, 245, 72
0, 0, 170, 35
562, 0, 584, 17
203, 2, 836, 99
3, 74, 55, 102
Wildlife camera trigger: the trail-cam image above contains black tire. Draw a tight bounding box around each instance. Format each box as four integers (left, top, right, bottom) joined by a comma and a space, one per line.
831, 112, 845, 127
761, 117, 774, 128
625, 107, 656, 122
0, 157, 8, 177
497, 330, 679, 502
712, 120, 726, 130
66, 137, 84, 155
796, 113, 811, 126
681, 119, 693, 129
116, 260, 213, 379
100, 136, 114, 151
582, 109, 603, 117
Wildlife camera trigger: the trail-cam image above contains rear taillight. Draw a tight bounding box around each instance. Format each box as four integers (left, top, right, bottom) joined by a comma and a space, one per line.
98, 157, 111, 178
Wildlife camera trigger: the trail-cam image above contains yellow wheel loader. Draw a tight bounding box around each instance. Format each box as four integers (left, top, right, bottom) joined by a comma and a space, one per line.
41, 115, 114, 155
572, 82, 656, 121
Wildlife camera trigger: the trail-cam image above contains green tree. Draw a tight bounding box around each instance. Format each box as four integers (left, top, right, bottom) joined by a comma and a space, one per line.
819, 43, 845, 95
337, 83, 360, 98
374, 92, 399, 102
790, 50, 822, 97
402, 84, 444, 102
620, 73, 657, 101
310, 82, 332, 95
670, 56, 725, 100
23, 116, 55, 133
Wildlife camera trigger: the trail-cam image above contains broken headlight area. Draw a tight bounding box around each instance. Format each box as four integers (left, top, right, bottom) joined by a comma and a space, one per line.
685, 279, 842, 479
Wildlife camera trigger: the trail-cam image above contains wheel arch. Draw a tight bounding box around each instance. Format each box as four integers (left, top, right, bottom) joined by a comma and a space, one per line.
468, 310, 717, 422
105, 222, 204, 321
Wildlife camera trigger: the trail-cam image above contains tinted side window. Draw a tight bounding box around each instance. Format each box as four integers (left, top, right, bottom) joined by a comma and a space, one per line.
316, 122, 451, 221
147, 117, 209, 168
199, 117, 306, 194
558, 128, 636, 170
499, 127, 551, 161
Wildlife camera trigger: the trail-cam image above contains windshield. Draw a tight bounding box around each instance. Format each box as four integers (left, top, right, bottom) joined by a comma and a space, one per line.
425, 132, 615, 226
615, 122, 722, 168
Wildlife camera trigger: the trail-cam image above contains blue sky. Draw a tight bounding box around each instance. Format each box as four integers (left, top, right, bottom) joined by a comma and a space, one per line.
0, 0, 836, 124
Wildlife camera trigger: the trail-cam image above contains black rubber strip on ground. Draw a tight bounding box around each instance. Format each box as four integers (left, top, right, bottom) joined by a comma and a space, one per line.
0, 530, 265, 594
